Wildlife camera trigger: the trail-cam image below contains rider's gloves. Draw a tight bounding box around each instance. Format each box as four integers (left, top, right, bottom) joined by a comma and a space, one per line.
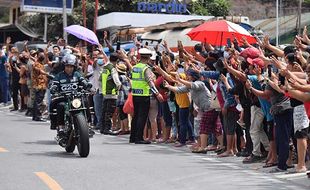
47, 74, 55, 80
50, 85, 58, 94
86, 82, 92, 90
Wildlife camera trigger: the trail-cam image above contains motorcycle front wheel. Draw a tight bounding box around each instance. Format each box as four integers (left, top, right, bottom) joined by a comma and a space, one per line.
65, 130, 75, 153
74, 114, 90, 157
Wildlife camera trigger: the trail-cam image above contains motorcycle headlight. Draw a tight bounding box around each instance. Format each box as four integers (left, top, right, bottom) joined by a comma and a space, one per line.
72, 98, 82, 109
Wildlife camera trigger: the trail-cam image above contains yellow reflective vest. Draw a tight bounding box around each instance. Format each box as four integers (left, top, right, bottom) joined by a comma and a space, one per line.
131, 63, 151, 96
101, 63, 117, 95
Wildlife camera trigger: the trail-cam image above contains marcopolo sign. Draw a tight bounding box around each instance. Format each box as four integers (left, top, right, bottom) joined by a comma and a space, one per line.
137, 1, 187, 14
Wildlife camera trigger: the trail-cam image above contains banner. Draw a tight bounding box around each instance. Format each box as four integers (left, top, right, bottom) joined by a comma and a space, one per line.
21, 0, 73, 14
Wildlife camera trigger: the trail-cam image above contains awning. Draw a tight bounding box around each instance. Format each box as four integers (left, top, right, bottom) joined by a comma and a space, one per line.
97, 12, 214, 31
0, 23, 42, 39
15, 22, 42, 39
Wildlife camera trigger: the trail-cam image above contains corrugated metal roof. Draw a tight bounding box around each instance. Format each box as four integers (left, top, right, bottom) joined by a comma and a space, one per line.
97, 12, 214, 30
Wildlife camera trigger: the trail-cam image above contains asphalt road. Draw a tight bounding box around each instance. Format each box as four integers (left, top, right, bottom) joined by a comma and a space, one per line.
0, 106, 309, 190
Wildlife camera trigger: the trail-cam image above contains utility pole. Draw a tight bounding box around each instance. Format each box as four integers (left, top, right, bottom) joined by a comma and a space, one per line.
93, 0, 98, 34
82, 0, 87, 46
83, 0, 86, 28
63, 0, 68, 43
43, 14, 48, 42
297, 0, 303, 35
276, 0, 279, 46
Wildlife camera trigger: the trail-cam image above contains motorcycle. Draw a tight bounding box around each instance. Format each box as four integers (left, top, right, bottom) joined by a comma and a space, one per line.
50, 85, 91, 157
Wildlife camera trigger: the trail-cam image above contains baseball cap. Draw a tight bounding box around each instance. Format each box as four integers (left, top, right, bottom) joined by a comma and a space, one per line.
240, 47, 260, 59
247, 57, 264, 68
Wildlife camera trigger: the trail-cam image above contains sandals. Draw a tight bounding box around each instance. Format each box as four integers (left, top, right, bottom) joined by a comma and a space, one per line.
269, 167, 286, 173
165, 138, 176, 144
286, 168, 307, 174
215, 148, 226, 155
191, 147, 207, 154
263, 162, 278, 168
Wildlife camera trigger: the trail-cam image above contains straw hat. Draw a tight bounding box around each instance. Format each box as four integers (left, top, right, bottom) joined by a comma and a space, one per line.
116, 63, 127, 74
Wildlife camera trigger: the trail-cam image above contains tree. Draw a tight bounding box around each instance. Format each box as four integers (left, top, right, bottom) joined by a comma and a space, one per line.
102, 0, 136, 13
189, 0, 230, 16
206, 0, 230, 16
0, 7, 9, 23
190, 0, 209, 15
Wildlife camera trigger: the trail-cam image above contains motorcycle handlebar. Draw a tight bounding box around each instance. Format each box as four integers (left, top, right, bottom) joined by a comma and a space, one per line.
53, 89, 91, 98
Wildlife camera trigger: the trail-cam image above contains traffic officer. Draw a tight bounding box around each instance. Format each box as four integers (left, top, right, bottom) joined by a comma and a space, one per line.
130, 48, 163, 144
99, 53, 121, 134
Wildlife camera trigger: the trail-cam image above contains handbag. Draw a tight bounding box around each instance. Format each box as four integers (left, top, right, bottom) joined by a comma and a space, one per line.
210, 90, 221, 110
123, 92, 134, 115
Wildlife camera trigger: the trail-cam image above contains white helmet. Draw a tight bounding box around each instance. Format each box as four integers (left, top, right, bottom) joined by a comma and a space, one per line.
138, 48, 152, 56
63, 54, 77, 66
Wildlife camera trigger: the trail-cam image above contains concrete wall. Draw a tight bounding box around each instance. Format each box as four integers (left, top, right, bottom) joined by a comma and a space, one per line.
229, 0, 303, 20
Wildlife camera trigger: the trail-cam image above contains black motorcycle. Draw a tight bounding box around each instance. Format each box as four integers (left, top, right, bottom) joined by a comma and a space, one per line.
51, 85, 91, 157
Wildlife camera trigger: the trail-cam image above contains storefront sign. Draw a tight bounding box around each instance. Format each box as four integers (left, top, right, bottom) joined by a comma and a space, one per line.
21, 0, 73, 14
137, 1, 187, 14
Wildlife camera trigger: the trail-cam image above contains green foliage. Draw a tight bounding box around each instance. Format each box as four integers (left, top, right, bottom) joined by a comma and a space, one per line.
102, 0, 136, 13
304, 0, 310, 6
0, 7, 10, 23
189, 0, 230, 16
206, 0, 230, 16
19, 0, 100, 40
190, 0, 209, 16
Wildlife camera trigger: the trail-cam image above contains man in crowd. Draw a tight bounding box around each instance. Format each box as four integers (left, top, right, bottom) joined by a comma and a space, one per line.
0, 45, 9, 106
32, 52, 49, 121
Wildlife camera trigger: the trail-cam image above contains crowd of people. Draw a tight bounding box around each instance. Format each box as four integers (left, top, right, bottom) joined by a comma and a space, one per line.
0, 27, 310, 175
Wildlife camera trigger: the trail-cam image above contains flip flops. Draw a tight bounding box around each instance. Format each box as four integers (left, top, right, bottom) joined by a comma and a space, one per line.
263, 162, 278, 168
269, 167, 286, 173
286, 167, 308, 174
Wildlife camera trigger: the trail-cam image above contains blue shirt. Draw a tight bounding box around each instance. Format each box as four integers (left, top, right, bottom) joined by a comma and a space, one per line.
247, 75, 273, 121
0, 55, 8, 78
200, 71, 237, 108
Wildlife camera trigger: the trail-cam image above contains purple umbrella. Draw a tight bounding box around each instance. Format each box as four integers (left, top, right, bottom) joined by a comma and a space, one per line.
64, 25, 99, 45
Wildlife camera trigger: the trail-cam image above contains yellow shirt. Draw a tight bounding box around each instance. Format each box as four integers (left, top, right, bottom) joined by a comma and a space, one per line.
175, 73, 190, 108
175, 92, 190, 108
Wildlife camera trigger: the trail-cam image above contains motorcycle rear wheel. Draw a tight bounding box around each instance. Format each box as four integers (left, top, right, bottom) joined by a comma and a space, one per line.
74, 114, 90, 157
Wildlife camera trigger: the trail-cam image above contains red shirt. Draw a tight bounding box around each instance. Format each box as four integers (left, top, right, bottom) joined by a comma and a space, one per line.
216, 84, 225, 109
155, 76, 169, 101
285, 91, 310, 119
304, 102, 310, 118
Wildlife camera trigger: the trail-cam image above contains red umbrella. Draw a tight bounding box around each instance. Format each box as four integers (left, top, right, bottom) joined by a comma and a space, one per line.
187, 20, 256, 46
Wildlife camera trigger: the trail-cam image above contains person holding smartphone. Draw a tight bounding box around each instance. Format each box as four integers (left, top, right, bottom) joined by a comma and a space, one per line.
245, 58, 294, 173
